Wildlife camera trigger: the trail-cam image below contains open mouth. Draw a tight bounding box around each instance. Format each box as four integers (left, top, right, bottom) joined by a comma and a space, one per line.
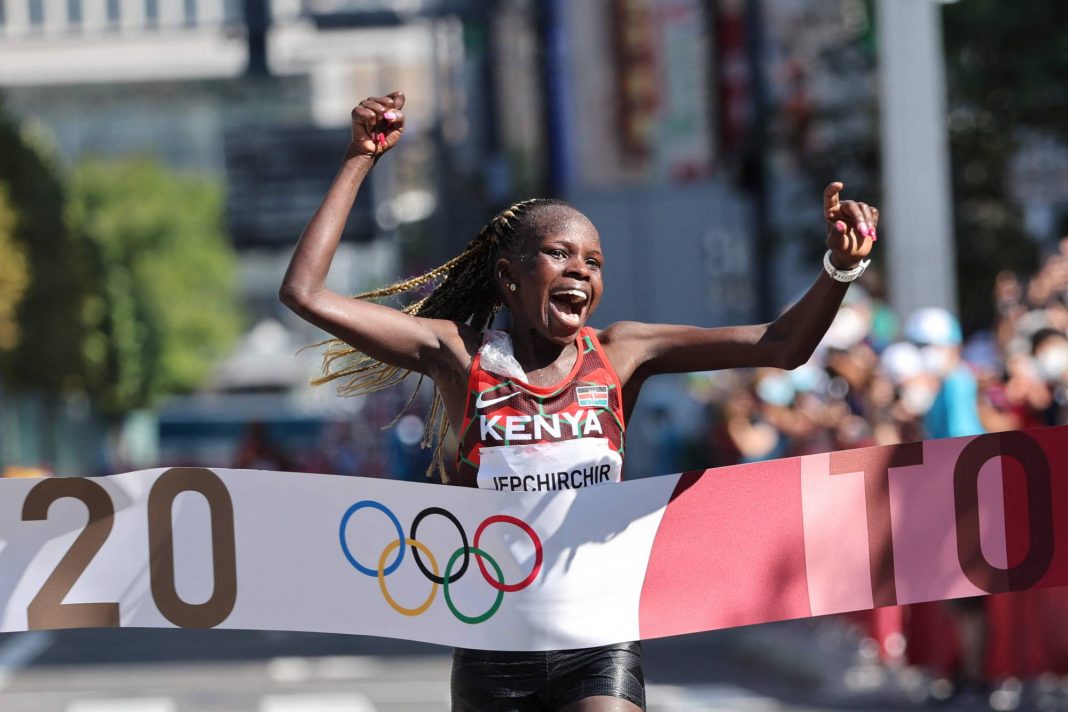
548, 289, 589, 329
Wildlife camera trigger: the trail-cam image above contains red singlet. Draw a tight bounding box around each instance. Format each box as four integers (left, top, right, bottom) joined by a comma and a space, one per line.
455, 327, 626, 491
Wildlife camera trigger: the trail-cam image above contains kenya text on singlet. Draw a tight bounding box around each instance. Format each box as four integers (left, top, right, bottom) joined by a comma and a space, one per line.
456, 328, 626, 492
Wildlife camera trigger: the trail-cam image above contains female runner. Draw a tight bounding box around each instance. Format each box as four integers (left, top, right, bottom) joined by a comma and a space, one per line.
280, 91, 879, 712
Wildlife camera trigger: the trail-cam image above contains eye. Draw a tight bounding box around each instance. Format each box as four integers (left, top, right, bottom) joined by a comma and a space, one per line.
545, 248, 567, 259
585, 258, 601, 269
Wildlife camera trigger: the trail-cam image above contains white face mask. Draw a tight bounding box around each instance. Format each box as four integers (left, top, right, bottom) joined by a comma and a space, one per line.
1037, 346, 1068, 382
901, 383, 937, 416
756, 374, 795, 407
920, 345, 955, 377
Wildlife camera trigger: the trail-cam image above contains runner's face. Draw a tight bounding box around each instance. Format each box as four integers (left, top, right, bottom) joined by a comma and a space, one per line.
510, 217, 604, 344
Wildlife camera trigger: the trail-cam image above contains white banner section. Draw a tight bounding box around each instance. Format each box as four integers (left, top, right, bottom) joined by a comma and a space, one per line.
0, 468, 672, 651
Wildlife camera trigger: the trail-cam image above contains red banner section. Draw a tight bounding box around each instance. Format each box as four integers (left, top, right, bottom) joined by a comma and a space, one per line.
639, 428, 1068, 639
639, 456, 810, 638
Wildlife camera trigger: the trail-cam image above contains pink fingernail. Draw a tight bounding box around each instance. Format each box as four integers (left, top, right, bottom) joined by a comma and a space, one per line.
835, 220, 847, 233
384, 111, 397, 121
377, 132, 386, 144
858, 222, 870, 237
871, 230, 878, 242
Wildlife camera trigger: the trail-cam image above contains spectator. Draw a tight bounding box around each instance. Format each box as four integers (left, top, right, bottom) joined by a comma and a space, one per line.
903, 307, 985, 440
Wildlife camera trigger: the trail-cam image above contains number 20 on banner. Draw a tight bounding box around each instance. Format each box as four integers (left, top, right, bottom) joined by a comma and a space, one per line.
19, 467, 237, 630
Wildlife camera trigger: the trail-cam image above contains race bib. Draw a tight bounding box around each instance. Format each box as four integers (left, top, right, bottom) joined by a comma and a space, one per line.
476, 438, 623, 492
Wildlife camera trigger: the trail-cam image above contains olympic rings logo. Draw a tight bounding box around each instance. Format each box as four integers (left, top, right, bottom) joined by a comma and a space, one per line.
338, 501, 543, 624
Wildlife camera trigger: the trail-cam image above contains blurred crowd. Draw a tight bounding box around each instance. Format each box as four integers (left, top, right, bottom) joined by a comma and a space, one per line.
687, 239, 1068, 470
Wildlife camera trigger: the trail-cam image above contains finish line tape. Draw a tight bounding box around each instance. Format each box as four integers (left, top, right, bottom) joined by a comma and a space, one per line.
1, 427, 1066, 651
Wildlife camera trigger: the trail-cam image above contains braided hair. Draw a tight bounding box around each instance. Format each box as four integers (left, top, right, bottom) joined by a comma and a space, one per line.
312, 197, 573, 481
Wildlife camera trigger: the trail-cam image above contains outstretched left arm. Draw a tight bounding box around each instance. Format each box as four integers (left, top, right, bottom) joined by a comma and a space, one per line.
601, 182, 878, 386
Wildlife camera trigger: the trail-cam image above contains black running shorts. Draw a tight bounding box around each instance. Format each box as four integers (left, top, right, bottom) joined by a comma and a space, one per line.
450, 641, 646, 711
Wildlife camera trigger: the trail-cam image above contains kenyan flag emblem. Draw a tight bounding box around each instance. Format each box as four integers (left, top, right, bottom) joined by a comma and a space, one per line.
575, 385, 609, 408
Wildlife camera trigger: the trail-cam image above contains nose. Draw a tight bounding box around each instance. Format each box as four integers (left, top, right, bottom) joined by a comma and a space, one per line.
565, 254, 591, 278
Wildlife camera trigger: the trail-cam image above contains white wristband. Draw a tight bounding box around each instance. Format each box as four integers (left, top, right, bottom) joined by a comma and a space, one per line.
823, 250, 870, 283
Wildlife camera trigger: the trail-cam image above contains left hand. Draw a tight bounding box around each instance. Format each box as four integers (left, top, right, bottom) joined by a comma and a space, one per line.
823, 181, 878, 269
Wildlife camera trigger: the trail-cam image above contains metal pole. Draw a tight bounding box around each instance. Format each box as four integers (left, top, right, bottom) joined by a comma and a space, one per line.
538, 0, 572, 197
744, 0, 773, 322
244, 0, 269, 77
877, 0, 957, 317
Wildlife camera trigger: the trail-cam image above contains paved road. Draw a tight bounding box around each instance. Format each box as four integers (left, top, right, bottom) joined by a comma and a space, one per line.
0, 622, 1050, 711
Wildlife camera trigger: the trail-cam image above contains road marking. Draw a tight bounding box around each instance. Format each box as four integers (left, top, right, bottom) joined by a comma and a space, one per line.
336, 680, 449, 704
260, 693, 377, 712
267, 655, 379, 683
648, 684, 783, 711
67, 698, 176, 712
0, 631, 54, 691
314, 656, 379, 680
266, 657, 313, 683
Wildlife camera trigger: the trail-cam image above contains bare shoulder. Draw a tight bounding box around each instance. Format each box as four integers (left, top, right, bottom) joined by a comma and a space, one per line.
594, 321, 656, 385
597, 320, 694, 355
596, 319, 705, 369
596, 320, 651, 343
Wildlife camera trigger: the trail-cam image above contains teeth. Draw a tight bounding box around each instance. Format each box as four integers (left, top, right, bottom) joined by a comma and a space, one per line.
553, 289, 588, 303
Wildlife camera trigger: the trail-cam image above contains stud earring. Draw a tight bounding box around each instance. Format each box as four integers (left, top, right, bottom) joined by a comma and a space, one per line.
509, 283, 517, 293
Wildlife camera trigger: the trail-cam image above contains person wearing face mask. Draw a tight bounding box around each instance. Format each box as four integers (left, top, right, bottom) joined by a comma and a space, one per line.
876, 341, 933, 443
1031, 327, 1068, 425
903, 308, 984, 441
976, 352, 1048, 435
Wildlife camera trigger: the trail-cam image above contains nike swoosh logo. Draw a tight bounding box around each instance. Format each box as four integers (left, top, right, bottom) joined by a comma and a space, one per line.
475, 390, 522, 409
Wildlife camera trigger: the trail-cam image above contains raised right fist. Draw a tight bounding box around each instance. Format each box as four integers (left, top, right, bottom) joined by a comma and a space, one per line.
350, 91, 405, 159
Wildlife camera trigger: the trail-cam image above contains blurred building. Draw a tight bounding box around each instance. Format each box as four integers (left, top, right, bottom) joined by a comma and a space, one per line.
540, 0, 755, 330
0, 0, 476, 468
489, 0, 884, 325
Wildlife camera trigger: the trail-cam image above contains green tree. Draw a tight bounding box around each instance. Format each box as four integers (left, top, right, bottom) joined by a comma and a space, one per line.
69, 159, 244, 416
0, 184, 30, 353
0, 100, 95, 393
942, 0, 1068, 328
